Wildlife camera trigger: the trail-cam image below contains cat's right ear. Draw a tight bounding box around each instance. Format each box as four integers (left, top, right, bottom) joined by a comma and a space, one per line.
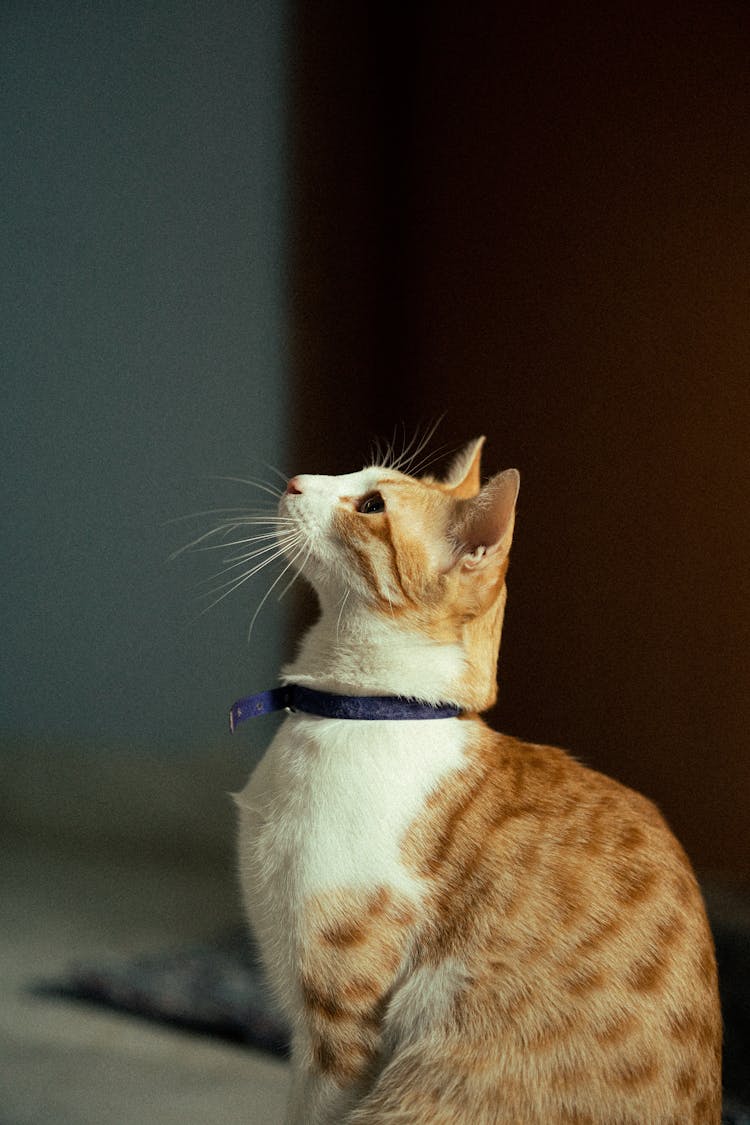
451, 469, 520, 570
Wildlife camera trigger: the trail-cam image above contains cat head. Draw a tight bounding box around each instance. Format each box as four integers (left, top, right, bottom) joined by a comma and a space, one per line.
279, 439, 519, 710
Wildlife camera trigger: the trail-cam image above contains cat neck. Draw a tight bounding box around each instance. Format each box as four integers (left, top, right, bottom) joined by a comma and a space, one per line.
282, 600, 464, 705
282, 595, 502, 712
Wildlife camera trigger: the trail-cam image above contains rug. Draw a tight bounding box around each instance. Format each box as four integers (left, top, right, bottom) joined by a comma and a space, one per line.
39, 928, 289, 1056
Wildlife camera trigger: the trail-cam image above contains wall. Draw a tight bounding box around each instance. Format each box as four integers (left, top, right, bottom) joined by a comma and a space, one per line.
1, 0, 289, 752
289, 4, 749, 881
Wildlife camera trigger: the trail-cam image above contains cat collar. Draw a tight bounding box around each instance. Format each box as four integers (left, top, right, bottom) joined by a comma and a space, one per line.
229, 684, 462, 732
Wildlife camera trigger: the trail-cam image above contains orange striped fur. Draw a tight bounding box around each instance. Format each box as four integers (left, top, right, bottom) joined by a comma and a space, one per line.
235, 437, 721, 1124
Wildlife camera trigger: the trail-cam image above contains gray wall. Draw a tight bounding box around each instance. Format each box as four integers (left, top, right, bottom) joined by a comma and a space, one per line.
1, 1, 289, 751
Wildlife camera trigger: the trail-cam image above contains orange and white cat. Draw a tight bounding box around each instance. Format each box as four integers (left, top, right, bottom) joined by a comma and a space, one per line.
234, 438, 722, 1124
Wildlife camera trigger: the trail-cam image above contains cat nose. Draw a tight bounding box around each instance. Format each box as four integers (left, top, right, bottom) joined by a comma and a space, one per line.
285, 477, 303, 495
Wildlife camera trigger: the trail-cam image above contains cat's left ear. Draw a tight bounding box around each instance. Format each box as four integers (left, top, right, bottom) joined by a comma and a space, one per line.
441, 437, 485, 499
452, 469, 520, 569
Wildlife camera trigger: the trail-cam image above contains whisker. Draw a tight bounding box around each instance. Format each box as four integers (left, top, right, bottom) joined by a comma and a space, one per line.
367, 435, 384, 470
247, 538, 310, 639
387, 422, 406, 472
274, 540, 312, 605
196, 539, 302, 610
195, 540, 297, 586
173, 460, 310, 632
401, 419, 427, 470
402, 423, 431, 470
394, 416, 445, 475
336, 588, 351, 642
219, 516, 297, 528
407, 439, 455, 478
216, 515, 287, 524
168, 523, 240, 560
217, 540, 296, 567
378, 440, 390, 470
165, 507, 276, 525
208, 474, 284, 500
169, 515, 299, 560
382, 426, 400, 471
386, 424, 418, 473
191, 531, 284, 552
262, 462, 291, 485
196, 569, 263, 615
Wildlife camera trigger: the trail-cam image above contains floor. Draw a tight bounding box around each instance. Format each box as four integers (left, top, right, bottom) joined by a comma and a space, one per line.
1, 835, 291, 1125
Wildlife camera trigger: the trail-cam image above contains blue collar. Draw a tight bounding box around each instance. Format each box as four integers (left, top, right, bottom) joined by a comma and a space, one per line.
229, 684, 462, 732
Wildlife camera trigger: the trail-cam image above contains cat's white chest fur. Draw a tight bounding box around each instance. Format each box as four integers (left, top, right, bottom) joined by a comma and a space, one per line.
235, 714, 469, 1012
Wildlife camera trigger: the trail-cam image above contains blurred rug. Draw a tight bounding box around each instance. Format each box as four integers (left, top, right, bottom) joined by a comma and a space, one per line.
38, 925, 749, 1122
38, 928, 289, 1056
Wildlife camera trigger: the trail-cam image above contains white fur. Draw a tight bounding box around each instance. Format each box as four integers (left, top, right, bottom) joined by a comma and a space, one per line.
235, 713, 469, 1004
235, 710, 470, 1125
285, 610, 466, 704
382, 958, 471, 1050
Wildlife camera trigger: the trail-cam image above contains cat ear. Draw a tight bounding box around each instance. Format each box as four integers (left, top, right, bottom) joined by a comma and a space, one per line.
441, 437, 486, 498
452, 469, 520, 569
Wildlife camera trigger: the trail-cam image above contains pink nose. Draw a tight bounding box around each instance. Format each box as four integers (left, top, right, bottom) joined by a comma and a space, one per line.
285, 477, 303, 495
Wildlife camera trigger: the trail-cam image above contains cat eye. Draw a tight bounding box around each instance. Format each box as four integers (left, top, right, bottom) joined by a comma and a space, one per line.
358, 491, 385, 515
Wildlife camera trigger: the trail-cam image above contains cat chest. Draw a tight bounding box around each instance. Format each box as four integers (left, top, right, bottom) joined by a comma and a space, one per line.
245, 715, 469, 910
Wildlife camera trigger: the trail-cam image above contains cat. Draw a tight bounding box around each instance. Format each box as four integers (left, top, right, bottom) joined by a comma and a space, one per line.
234, 436, 722, 1124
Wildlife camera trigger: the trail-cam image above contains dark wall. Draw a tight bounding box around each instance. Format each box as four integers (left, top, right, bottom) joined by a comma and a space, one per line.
290, 5, 749, 881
